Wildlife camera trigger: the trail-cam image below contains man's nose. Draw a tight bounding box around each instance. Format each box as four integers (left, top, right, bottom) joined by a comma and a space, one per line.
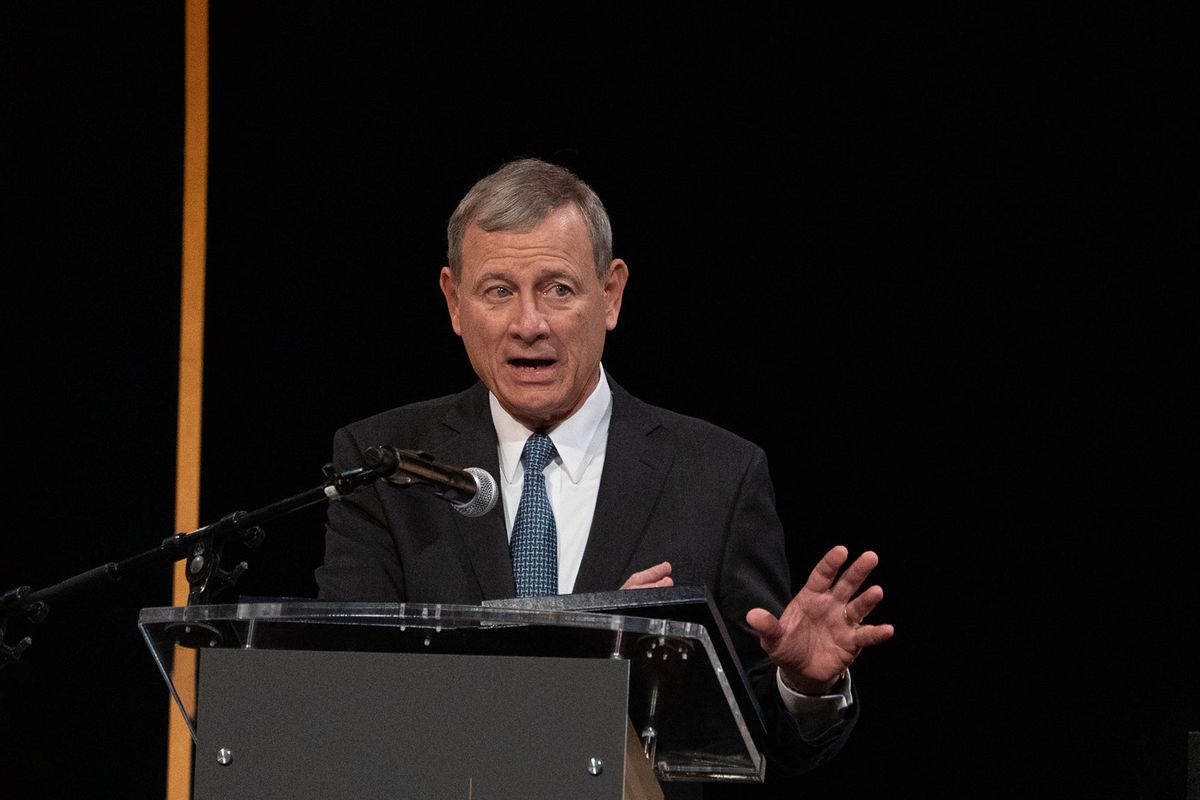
508, 295, 550, 339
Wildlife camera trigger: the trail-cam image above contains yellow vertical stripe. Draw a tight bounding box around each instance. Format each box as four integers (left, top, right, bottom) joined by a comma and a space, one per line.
169, 1, 208, 798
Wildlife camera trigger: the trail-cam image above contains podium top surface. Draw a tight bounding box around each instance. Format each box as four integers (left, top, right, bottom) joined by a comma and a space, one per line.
140, 594, 705, 638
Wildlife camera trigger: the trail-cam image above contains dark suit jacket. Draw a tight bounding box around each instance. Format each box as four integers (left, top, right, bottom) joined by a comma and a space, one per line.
315, 377, 857, 790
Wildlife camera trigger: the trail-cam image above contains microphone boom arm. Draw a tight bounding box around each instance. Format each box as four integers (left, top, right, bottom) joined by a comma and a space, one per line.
0, 460, 390, 669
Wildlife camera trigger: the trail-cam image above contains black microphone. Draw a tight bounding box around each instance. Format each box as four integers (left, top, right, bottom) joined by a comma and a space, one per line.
363, 445, 498, 518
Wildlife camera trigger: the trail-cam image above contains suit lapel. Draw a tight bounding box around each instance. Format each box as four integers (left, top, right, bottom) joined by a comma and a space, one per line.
573, 381, 673, 593
436, 385, 516, 600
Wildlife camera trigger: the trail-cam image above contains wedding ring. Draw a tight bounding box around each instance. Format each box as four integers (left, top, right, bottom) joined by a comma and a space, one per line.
843, 605, 861, 626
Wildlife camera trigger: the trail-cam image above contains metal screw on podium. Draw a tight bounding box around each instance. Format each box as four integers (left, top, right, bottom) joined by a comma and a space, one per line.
216, 748, 233, 765
587, 757, 603, 776
641, 727, 658, 763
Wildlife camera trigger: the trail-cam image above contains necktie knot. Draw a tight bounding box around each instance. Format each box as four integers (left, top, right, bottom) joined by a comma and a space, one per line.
521, 433, 557, 474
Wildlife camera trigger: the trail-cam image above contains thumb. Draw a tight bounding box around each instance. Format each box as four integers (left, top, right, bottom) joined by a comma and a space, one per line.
745, 608, 782, 646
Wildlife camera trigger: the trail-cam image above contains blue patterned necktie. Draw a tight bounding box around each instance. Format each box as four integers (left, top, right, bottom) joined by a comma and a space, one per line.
510, 433, 558, 597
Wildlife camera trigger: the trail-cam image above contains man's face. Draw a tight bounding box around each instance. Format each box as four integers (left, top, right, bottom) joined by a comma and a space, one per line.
440, 205, 627, 431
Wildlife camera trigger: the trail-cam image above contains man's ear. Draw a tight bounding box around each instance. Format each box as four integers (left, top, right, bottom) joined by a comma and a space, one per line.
604, 258, 629, 331
439, 266, 463, 335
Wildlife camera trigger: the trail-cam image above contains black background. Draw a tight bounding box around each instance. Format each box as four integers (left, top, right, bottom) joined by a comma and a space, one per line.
2, 3, 1196, 799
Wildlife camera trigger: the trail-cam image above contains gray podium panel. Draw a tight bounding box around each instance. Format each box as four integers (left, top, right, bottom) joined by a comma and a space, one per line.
194, 648, 631, 800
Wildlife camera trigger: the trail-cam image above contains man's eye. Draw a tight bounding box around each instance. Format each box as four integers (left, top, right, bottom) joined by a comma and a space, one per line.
549, 284, 572, 297
487, 286, 512, 298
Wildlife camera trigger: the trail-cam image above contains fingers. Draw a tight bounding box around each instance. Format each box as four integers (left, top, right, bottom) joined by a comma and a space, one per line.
804, 546, 882, 604
842, 584, 894, 651
843, 584, 885, 626
848, 550, 880, 578
620, 561, 674, 590
852, 622, 896, 649
831, 550, 881, 602
802, 545, 850, 593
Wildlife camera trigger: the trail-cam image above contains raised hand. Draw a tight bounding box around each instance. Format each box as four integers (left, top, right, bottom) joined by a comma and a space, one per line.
747, 546, 894, 695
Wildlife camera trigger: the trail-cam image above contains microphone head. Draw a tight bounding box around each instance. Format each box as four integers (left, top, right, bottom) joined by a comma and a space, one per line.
452, 467, 499, 517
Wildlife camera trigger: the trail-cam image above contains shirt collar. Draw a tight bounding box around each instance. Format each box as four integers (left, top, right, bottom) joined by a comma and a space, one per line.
490, 365, 613, 485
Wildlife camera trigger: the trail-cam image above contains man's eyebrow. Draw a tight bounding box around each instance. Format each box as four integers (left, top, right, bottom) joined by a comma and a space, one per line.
473, 268, 577, 286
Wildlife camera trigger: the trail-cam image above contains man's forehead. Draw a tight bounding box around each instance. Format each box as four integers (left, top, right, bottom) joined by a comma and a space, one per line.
462, 216, 591, 267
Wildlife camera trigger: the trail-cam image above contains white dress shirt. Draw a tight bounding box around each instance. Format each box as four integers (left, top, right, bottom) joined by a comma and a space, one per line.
489, 366, 611, 594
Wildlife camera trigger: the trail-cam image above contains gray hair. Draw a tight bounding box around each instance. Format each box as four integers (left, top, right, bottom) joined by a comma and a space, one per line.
446, 158, 613, 282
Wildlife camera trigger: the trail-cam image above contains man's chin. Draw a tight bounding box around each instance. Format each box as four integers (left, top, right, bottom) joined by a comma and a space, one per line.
497, 388, 569, 429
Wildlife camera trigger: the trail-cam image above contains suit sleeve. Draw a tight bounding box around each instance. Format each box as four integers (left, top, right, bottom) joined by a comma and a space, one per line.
314, 425, 407, 601
716, 445, 859, 776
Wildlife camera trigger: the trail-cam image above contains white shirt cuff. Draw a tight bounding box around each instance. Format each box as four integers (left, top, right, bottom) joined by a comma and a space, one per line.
776, 667, 853, 718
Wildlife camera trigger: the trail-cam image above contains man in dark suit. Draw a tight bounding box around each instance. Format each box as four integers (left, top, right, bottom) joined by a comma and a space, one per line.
315, 157, 894, 785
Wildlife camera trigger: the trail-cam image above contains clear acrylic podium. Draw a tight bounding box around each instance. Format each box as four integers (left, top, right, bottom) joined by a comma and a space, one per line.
139, 588, 767, 799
